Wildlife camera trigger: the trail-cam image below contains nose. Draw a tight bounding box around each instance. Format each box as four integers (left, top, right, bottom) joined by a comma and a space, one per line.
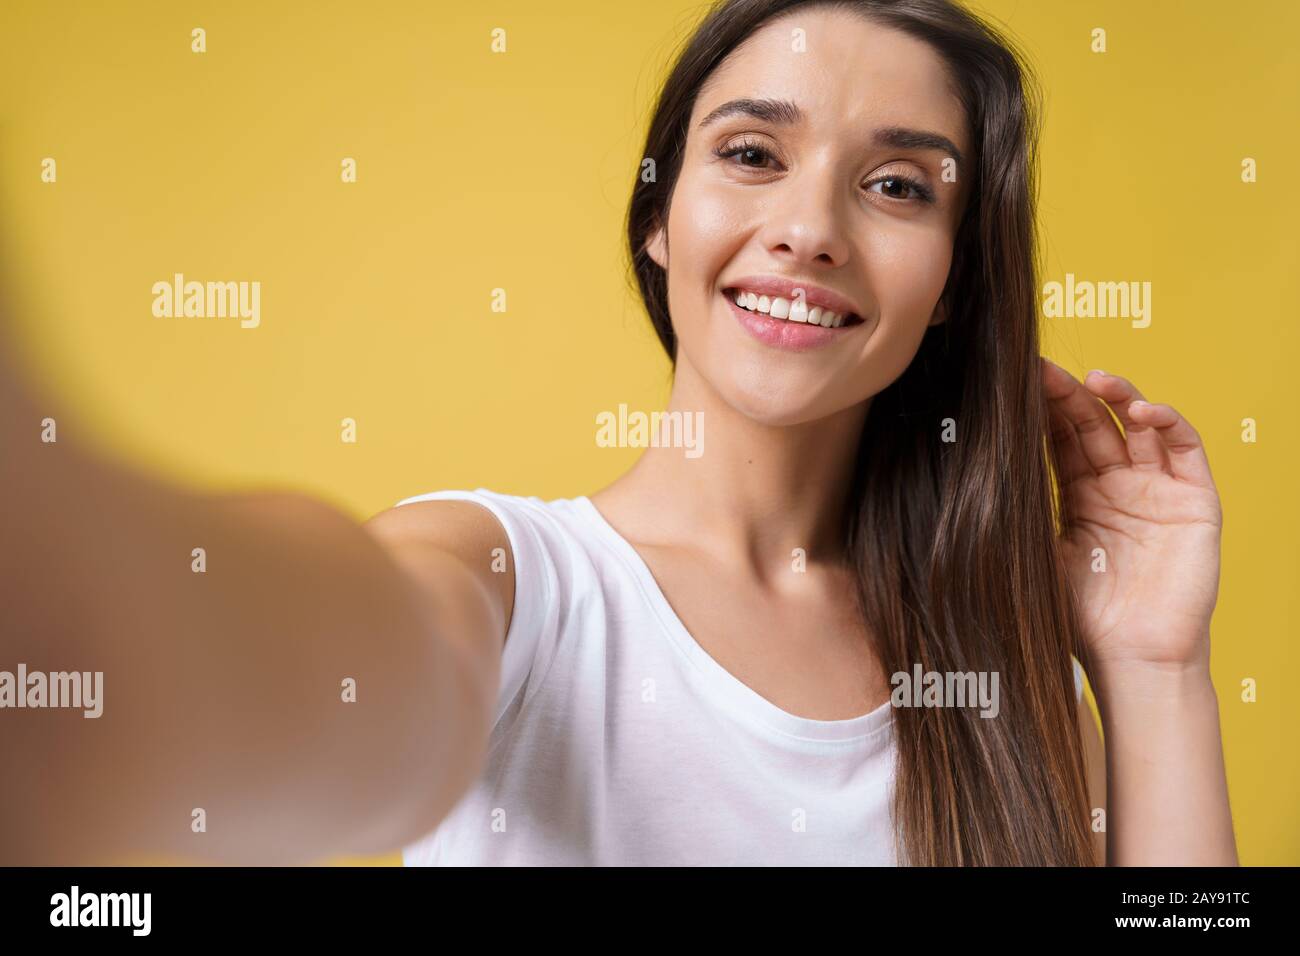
754, 166, 851, 269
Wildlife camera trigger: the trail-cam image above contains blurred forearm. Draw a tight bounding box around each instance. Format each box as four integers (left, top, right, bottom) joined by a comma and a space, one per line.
0, 342, 492, 865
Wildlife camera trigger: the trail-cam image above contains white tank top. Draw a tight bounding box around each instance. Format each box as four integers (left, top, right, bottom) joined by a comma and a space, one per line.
393, 488, 1084, 866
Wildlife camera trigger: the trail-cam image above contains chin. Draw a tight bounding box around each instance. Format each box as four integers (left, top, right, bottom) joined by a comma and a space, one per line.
714, 372, 845, 428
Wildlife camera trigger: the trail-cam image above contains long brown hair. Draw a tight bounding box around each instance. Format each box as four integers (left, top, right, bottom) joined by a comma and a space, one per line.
626, 0, 1093, 865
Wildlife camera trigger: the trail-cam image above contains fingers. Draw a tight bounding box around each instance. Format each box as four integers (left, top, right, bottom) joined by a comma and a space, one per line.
1041, 358, 1130, 478
1042, 379, 1094, 487
1080, 370, 1169, 473
1126, 400, 1216, 487
1040, 358, 1217, 489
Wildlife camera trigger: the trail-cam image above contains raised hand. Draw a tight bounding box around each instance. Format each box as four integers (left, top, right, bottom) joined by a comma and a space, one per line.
1041, 358, 1223, 671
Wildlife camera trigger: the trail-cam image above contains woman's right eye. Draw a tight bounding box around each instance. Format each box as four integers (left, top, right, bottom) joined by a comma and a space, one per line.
713, 138, 780, 170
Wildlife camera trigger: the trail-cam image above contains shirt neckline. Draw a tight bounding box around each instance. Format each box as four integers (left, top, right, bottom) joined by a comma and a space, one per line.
570, 494, 894, 746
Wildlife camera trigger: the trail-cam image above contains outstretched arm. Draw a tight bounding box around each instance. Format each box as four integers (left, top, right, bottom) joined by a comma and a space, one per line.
0, 307, 508, 866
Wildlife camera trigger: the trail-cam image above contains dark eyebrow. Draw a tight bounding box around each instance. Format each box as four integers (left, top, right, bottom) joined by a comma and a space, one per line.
698, 98, 964, 166
873, 125, 964, 166
697, 97, 803, 129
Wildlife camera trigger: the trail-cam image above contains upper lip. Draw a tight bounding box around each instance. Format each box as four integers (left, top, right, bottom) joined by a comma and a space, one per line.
724, 275, 863, 320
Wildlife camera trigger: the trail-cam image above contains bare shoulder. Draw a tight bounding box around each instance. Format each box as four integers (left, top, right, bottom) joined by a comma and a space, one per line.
364, 498, 516, 674
1077, 692, 1107, 866
366, 498, 510, 565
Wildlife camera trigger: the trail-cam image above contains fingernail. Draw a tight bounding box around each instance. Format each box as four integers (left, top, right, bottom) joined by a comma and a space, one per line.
1088, 369, 1106, 378
1131, 400, 1148, 408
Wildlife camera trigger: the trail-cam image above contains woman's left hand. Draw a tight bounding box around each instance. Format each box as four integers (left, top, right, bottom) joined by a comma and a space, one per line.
1041, 359, 1223, 671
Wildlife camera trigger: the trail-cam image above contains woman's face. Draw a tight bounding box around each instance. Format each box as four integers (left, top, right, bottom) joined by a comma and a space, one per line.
646, 8, 971, 426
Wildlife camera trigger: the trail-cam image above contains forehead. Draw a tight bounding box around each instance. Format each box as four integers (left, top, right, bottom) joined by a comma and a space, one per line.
694, 7, 966, 148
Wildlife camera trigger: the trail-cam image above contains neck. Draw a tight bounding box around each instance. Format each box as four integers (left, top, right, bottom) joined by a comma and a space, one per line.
594, 351, 870, 578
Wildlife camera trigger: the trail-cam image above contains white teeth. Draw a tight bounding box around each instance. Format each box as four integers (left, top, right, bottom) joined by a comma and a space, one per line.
729, 288, 853, 327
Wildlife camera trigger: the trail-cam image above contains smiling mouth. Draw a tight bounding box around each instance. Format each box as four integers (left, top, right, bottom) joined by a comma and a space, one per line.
723, 288, 863, 328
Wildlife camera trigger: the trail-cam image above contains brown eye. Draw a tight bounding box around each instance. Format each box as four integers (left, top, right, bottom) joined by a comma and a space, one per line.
876, 177, 914, 198
713, 138, 781, 171
865, 174, 935, 204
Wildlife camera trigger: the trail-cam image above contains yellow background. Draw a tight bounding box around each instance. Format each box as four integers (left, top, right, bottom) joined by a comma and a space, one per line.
1, 0, 1295, 865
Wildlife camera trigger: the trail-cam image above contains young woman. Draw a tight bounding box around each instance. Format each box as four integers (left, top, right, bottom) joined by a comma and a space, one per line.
0, 0, 1235, 867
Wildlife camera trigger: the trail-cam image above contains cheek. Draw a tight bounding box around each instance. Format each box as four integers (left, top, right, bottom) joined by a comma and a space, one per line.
662, 177, 752, 356
864, 227, 954, 324
667, 174, 747, 289
837, 226, 954, 404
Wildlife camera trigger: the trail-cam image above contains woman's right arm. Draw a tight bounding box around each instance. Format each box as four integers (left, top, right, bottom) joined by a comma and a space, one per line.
0, 329, 512, 865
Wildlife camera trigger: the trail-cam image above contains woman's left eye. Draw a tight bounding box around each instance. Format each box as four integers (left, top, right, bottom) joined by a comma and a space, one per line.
865, 175, 935, 203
